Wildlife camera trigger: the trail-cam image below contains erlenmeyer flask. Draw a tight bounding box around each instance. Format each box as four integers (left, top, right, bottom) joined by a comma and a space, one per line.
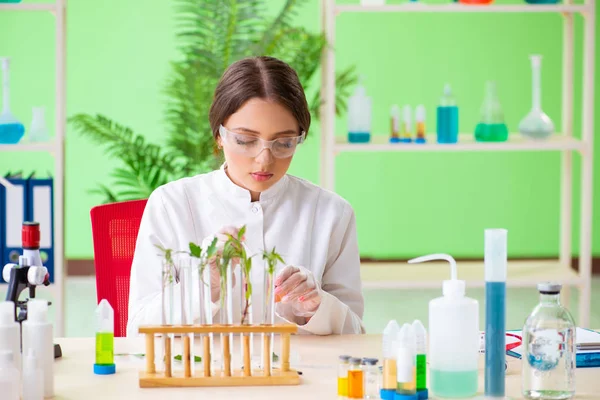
0, 58, 25, 144
519, 55, 554, 140
474, 81, 508, 142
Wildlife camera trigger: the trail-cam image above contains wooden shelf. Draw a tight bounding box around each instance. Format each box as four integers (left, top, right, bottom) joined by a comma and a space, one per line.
360, 259, 582, 289
0, 2, 56, 12
0, 141, 56, 153
336, 3, 591, 14
334, 134, 586, 153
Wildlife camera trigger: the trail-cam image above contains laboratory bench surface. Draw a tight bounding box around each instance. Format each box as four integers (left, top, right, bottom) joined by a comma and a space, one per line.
53, 334, 600, 399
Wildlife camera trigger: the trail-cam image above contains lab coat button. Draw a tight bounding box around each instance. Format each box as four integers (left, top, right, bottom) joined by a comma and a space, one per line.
252, 205, 259, 213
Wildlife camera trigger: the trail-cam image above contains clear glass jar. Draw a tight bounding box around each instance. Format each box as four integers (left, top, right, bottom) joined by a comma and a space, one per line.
522, 283, 576, 400
363, 358, 380, 399
338, 355, 351, 398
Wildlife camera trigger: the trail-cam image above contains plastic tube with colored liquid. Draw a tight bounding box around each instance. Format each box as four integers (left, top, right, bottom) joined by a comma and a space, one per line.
94, 299, 116, 375
412, 320, 428, 400
401, 105, 413, 143
396, 324, 417, 398
484, 229, 508, 399
381, 320, 400, 399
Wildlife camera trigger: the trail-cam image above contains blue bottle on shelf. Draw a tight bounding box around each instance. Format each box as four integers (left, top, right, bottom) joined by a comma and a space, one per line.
347, 77, 371, 143
0, 58, 25, 145
436, 84, 458, 144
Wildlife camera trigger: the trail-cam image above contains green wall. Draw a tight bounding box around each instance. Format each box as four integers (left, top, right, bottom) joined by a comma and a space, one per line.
0, 0, 599, 260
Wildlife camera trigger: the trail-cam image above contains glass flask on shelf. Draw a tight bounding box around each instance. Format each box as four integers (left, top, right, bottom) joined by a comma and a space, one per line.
29, 107, 50, 142
0, 57, 25, 144
474, 81, 509, 142
519, 55, 555, 140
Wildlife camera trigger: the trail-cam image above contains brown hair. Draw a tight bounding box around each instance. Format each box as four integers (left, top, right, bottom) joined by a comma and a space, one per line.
209, 56, 311, 139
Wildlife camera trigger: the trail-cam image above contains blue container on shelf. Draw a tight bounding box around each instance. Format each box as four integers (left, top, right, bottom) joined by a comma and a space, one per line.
436, 84, 459, 144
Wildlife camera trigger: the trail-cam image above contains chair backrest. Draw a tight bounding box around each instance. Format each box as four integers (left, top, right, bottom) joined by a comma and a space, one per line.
90, 199, 147, 337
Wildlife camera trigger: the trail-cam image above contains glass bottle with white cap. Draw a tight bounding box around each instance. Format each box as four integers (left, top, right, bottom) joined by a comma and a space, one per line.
522, 283, 576, 400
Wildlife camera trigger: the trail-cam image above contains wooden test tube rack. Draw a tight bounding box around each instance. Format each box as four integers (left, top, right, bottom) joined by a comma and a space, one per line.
138, 324, 300, 388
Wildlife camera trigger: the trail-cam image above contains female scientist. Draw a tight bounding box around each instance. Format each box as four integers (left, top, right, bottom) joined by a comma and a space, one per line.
126, 56, 365, 336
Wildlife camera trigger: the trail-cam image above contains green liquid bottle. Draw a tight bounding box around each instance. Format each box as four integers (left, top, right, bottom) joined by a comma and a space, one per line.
94, 299, 116, 375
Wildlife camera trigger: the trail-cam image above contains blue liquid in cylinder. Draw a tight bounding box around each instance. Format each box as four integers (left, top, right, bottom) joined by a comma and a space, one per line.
436, 106, 458, 144
485, 281, 506, 397
0, 123, 25, 144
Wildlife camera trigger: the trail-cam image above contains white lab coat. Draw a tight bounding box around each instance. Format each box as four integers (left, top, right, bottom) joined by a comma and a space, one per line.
126, 165, 365, 336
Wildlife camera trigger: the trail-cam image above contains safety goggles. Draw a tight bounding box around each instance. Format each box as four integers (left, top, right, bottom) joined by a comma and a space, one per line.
219, 125, 306, 159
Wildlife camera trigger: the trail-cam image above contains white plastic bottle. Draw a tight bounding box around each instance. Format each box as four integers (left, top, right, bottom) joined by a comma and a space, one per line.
396, 323, 417, 396
347, 76, 372, 143
22, 348, 44, 400
22, 299, 54, 398
408, 253, 479, 398
0, 301, 21, 371
0, 350, 20, 400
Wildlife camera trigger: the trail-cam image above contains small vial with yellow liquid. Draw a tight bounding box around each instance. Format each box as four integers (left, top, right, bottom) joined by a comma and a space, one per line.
401, 105, 413, 143
94, 299, 116, 375
390, 105, 401, 144
415, 105, 426, 144
338, 354, 351, 398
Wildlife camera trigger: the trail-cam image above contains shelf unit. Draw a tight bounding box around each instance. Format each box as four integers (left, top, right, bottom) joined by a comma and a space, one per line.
0, 1, 67, 336
320, 1, 595, 326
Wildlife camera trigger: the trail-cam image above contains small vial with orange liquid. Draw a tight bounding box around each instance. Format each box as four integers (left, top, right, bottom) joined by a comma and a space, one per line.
338, 355, 351, 398
415, 105, 426, 144
347, 357, 364, 399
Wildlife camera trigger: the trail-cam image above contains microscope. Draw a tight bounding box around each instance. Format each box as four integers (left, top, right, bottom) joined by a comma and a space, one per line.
3, 221, 62, 358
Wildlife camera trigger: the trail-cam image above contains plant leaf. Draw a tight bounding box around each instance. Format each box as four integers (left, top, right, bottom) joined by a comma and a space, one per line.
189, 242, 202, 258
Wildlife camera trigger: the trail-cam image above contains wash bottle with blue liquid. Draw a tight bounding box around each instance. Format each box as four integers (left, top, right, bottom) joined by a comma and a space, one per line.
0, 57, 25, 145
347, 77, 372, 143
408, 253, 479, 399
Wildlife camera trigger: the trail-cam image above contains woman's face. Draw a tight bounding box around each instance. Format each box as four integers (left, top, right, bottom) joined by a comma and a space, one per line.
219, 98, 302, 201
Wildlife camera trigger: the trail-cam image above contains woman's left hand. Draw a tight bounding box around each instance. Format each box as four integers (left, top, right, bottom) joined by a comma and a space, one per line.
274, 265, 323, 319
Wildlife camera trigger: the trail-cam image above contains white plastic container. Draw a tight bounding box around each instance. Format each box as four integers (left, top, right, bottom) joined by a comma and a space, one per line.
0, 301, 21, 371
382, 320, 400, 391
347, 77, 372, 143
0, 350, 20, 400
22, 299, 54, 398
408, 253, 479, 398
22, 348, 44, 400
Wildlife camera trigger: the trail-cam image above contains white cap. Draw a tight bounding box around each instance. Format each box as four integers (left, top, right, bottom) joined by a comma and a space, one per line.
1, 57, 9, 71
28, 266, 48, 286
96, 299, 114, 333
391, 104, 400, 117
443, 83, 452, 95
408, 253, 465, 297
383, 320, 401, 358
399, 323, 416, 355
2, 263, 17, 283
396, 346, 414, 383
415, 105, 426, 122
27, 299, 48, 323
0, 301, 15, 325
484, 229, 507, 282
530, 54, 542, 68
412, 320, 427, 354
0, 350, 13, 366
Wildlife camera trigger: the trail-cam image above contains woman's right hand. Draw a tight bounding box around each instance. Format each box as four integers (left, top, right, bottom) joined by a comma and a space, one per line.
201, 226, 244, 302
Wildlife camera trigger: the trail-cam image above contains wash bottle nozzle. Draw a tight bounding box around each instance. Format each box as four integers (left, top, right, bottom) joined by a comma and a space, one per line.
408, 253, 464, 296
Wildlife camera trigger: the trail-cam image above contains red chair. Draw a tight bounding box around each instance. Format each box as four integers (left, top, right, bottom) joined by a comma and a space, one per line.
90, 199, 147, 337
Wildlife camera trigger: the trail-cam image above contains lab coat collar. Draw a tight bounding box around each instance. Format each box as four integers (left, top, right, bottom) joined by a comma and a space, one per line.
217, 163, 288, 203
